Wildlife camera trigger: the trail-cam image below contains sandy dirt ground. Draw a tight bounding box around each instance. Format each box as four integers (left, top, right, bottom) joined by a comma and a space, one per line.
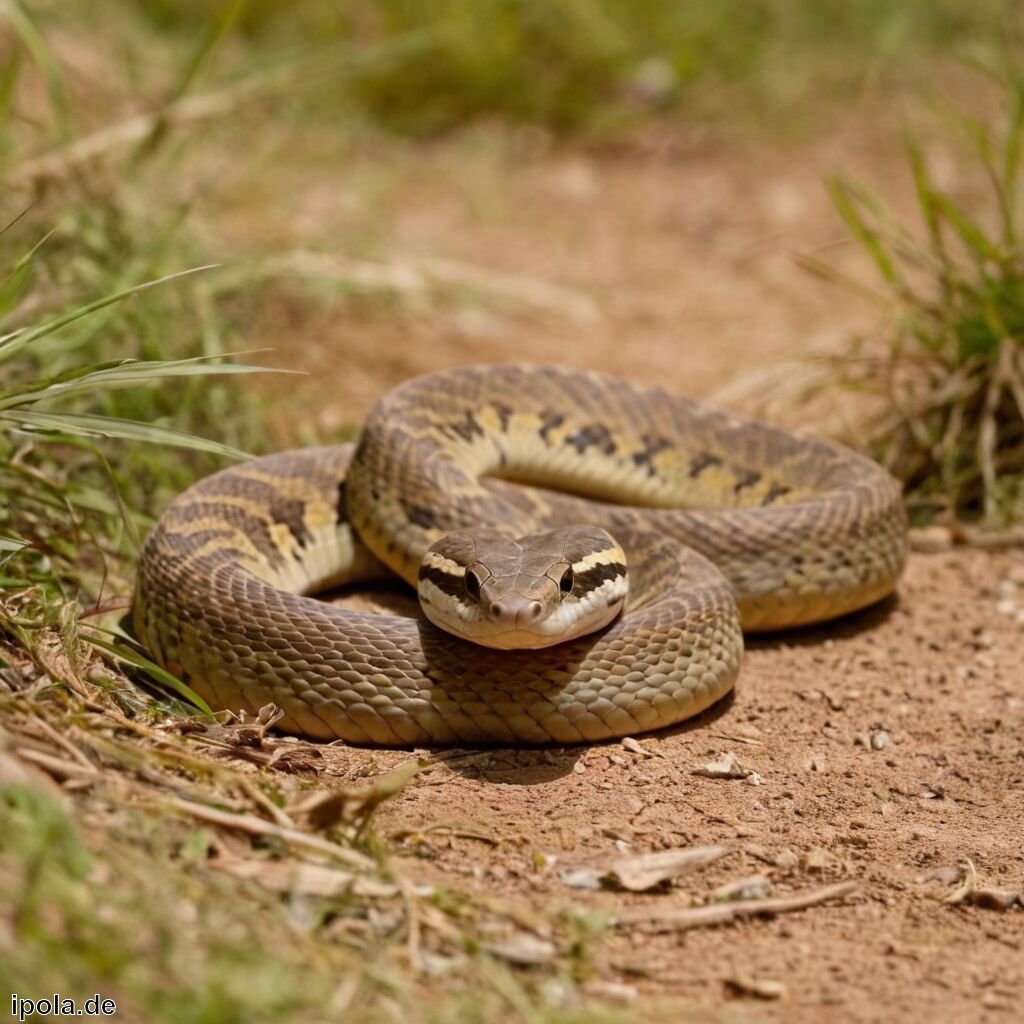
218, 116, 919, 431
207, 114, 1023, 1022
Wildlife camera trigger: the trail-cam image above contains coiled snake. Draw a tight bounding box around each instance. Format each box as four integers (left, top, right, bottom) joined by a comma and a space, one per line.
133, 365, 907, 746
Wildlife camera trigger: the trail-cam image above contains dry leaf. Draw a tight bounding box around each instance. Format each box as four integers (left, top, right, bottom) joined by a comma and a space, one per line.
969, 887, 1023, 911
291, 759, 423, 831
229, 704, 285, 746
214, 857, 388, 898
621, 737, 658, 757
943, 860, 1022, 909
943, 859, 977, 904
560, 867, 603, 890
603, 845, 729, 892
693, 751, 762, 784
483, 932, 556, 966
265, 744, 323, 774
725, 973, 787, 1000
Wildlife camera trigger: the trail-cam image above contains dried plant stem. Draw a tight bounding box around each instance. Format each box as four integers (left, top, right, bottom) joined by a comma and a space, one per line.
165, 796, 376, 871
616, 881, 859, 933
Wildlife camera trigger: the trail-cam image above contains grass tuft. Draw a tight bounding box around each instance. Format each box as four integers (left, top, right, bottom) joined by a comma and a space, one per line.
0, 249, 269, 628
800, 72, 1024, 526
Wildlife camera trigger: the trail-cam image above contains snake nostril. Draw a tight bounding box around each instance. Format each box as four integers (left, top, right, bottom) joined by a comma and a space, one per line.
488, 598, 545, 623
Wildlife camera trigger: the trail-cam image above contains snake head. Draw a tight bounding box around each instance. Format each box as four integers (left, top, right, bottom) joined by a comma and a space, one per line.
417, 525, 628, 650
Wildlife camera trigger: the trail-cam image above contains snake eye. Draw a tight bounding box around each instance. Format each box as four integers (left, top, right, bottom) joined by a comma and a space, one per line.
559, 567, 574, 596
464, 568, 483, 600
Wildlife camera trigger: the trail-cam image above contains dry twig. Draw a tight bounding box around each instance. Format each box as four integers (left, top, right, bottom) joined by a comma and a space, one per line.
616, 880, 859, 932
165, 796, 376, 871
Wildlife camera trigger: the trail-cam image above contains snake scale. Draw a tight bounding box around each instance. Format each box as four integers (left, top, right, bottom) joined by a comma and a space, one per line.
133, 365, 907, 746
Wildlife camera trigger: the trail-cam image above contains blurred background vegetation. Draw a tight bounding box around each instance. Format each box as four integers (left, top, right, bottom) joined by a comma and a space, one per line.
135, 0, 1016, 133
1, 1, 1022, 1021
2, 0, 1018, 515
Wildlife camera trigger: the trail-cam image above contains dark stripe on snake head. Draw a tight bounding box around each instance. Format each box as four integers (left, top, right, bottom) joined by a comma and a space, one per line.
572, 561, 627, 593
418, 564, 466, 599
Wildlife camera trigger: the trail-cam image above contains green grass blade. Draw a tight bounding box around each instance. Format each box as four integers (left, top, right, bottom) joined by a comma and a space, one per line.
0, 266, 219, 363
82, 631, 214, 715
0, 0, 71, 143
907, 138, 945, 258
0, 227, 55, 304
1, 409, 250, 460
0, 261, 33, 321
933, 193, 1001, 261
0, 35, 21, 137
0, 359, 131, 404
133, 0, 250, 162
1000, 84, 1023, 246
793, 253, 895, 311
0, 575, 33, 588
0, 354, 284, 411
825, 176, 905, 289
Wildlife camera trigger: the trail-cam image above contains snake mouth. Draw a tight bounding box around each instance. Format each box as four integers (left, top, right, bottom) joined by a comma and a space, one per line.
420, 587, 627, 650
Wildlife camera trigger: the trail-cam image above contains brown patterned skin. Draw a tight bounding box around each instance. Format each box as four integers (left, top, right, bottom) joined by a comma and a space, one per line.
133, 365, 907, 746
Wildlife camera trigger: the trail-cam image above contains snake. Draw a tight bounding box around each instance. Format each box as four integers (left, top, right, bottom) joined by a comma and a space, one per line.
132, 364, 907, 746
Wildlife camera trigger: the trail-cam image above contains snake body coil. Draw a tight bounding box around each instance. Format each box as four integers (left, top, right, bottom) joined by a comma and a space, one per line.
133, 365, 907, 746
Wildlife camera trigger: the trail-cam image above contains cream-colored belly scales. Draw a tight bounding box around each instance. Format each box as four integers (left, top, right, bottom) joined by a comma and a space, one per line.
133, 365, 907, 746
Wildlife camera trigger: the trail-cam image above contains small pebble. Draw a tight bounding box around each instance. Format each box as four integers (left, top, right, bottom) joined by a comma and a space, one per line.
801, 847, 834, 873
775, 849, 799, 869
911, 526, 952, 551
583, 980, 637, 1005
982, 993, 1009, 1010
871, 731, 890, 751
725, 973, 787, 1000
714, 874, 772, 901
